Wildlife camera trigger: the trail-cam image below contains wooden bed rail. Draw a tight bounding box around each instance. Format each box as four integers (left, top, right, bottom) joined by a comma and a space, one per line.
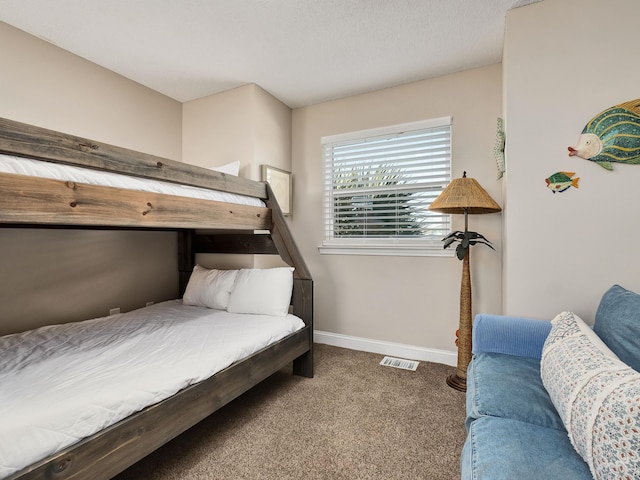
0, 117, 266, 199
0, 171, 271, 230
6, 331, 311, 480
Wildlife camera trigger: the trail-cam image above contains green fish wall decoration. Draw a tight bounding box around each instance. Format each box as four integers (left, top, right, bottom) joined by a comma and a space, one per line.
568, 99, 640, 170
545, 171, 579, 193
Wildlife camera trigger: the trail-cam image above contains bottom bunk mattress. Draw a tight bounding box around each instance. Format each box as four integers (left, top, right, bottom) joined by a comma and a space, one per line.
0, 300, 305, 478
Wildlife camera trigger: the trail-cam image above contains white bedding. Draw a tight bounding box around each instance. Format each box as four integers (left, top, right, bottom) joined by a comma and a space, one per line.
0, 153, 265, 207
0, 300, 304, 478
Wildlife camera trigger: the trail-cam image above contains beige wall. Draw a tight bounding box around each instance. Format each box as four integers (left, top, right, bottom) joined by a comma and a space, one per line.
0, 22, 183, 334
182, 85, 256, 176
182, 83, 291, 180
291, 65, 503, 355
503, 0, 640, 322
0, 22, 182, 159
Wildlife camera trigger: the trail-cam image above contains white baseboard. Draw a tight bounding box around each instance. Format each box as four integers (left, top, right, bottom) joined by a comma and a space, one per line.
314, 330, 457, 367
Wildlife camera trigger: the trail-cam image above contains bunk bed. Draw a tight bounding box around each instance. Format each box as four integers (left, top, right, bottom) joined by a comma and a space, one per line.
0, 117, 313, 480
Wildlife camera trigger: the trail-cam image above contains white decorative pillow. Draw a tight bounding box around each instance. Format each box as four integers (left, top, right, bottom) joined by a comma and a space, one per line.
209, 161, 240, 176
182, 265, 238, 310
541, 312, 640, 479
227, 267, 294, 317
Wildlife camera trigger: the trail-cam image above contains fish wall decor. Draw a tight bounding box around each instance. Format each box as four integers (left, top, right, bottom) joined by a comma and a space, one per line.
546, 171, 579, 193
568, 99, 640, 170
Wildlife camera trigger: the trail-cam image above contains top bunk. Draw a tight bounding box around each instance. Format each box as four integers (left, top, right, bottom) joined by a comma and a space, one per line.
0, 117, 270, 230
0, 117, 310, 279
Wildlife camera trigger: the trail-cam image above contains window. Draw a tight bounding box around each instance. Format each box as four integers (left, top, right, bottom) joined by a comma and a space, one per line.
320, 117, 452, 256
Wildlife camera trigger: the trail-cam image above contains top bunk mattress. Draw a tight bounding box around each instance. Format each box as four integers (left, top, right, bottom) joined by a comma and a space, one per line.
0, 300, 304, 478
0, 153, 265, 208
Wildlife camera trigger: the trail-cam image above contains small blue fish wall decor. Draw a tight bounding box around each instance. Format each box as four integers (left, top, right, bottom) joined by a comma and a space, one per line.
546, 171, 579, 193
568, 99, 640, 170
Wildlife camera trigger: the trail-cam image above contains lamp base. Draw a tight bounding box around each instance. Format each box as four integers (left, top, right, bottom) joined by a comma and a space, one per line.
446, 373, 467, 392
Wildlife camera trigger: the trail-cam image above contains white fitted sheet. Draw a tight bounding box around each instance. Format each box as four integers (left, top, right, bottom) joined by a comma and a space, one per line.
0, 154, 265, 207
0, 300, 304, 478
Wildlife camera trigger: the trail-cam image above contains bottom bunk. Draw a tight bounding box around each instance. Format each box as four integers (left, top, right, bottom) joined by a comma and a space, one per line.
2, 267, 313, 480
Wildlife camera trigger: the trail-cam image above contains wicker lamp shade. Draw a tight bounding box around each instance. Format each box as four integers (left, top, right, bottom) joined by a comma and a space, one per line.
428, 172, 502, 215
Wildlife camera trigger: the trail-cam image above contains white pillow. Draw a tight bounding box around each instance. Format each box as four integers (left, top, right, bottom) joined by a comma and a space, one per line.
227, 267, 294, 317
541, 312, 640, 479
209, 161, 240, 176
182, 265, 238, 310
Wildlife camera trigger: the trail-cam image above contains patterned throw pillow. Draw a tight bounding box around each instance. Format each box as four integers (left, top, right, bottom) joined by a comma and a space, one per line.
541, 312, 640, 480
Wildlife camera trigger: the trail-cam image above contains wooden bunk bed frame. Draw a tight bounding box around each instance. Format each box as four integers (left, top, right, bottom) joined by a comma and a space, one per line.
0, 117, 313, 480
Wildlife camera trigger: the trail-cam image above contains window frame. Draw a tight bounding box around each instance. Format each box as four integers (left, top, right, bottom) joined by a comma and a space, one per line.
319, 117, 454, 257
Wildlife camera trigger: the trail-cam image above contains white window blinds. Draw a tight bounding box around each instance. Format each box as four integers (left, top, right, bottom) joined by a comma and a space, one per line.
321, 117, 452, 256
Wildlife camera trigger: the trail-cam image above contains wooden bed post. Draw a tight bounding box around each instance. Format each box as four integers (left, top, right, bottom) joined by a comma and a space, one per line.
178, 230, 195, 296
264, 182, 314, 377
292, 278, 313, 377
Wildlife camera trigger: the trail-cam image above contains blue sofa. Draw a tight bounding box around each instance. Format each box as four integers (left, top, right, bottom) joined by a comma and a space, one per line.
462, 285, 640, 480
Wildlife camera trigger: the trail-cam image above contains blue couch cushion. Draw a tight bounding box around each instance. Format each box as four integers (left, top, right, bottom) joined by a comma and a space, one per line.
472, 314, 552, 359
461, 416, 592, 480
467, 352, 564, 431
594, 284, 640, 371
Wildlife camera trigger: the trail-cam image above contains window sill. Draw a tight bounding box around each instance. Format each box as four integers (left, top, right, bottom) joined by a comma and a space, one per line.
318, 243, 454, 257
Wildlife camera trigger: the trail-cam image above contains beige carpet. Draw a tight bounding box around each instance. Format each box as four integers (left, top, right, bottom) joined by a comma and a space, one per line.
114, 344, 467, 480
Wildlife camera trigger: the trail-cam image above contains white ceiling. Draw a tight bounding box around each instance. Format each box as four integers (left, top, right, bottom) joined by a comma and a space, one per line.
0, 0, 541, 108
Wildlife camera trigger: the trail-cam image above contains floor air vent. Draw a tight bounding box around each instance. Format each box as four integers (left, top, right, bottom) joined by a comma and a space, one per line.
380, 356, 419, 371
